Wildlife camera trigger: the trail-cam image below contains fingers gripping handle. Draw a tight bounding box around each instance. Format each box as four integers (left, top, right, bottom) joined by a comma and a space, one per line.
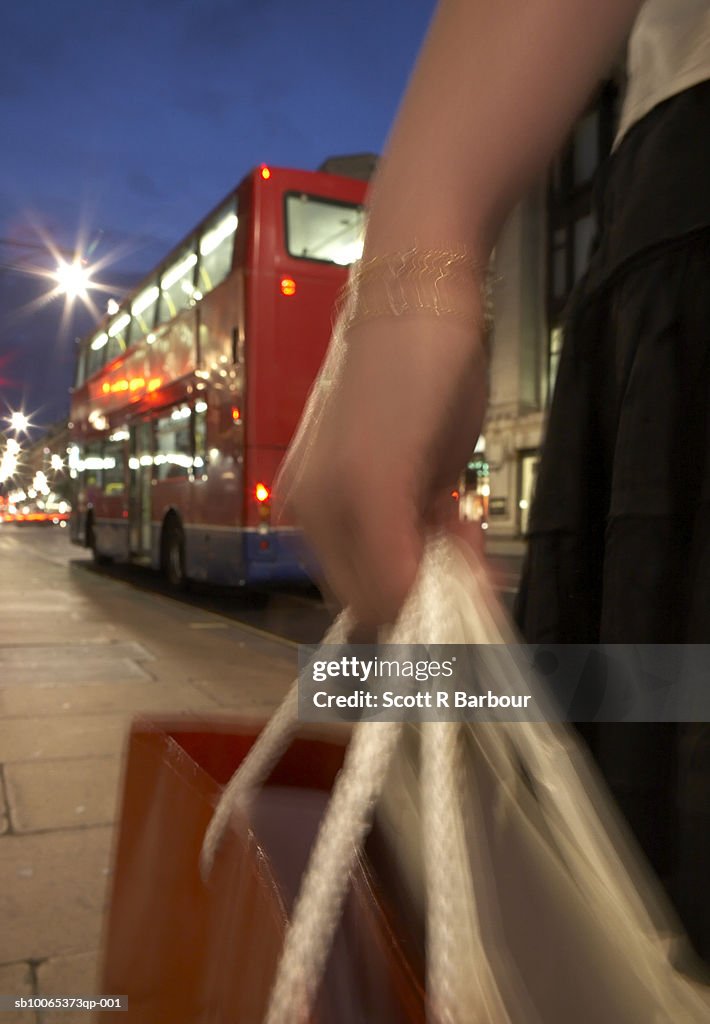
200, 533, 454, 878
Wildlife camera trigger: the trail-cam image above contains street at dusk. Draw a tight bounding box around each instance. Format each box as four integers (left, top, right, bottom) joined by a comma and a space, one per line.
3, 0, 710, 1018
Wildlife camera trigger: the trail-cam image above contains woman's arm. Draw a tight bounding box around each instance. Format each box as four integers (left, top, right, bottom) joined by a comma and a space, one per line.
366, 0, 642, 258
280, 0, 643, 627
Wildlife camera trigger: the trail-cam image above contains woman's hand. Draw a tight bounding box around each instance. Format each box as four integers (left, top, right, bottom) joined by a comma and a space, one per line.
276, 310, 488, 627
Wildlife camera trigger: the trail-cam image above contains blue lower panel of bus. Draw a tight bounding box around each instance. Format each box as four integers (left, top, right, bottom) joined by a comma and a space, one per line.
241, 528, 316, 585
182, 525, 315, 586
89, 517, 315, 587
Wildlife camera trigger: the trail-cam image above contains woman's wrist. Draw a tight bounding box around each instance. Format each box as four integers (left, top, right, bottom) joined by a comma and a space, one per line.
343, 244, 493, 336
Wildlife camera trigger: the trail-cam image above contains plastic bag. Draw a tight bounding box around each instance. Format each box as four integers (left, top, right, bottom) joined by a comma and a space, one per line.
203, 536, 710, 1024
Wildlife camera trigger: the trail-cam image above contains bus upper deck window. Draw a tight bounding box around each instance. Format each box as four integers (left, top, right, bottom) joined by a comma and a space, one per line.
158, 248, 198, 324
86, 331, 109, 379
199, 201, 238, 296
75, 343, 88, 388
105, 312, 131, 363
284, 193, 365, 266
131, 283, 160, 342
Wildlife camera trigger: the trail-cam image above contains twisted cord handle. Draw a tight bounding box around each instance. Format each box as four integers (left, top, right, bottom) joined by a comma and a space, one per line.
422, 722, 512, 1024
263, 720, 404, 1024
200, 609, 354, 879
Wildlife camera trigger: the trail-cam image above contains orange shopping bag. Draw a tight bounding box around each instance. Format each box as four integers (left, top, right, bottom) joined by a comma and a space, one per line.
99, 716, 425, 1023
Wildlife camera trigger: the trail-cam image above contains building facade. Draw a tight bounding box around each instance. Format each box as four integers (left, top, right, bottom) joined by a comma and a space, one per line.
481, 82, 620, 537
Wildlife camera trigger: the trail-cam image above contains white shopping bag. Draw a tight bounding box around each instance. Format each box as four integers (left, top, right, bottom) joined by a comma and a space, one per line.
202, 535, 710, 1024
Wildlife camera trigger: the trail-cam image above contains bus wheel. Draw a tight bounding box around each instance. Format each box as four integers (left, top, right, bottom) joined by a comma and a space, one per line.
162, 518, 186, 589
87, 516, 112, 565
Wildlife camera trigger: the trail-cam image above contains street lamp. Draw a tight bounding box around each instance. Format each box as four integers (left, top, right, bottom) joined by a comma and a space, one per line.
8, 411, 29, 433
54, 259, 93, 300
1, 237, 101, 313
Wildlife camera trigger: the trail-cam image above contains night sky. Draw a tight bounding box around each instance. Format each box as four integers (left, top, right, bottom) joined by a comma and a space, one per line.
0, 0, 434, 429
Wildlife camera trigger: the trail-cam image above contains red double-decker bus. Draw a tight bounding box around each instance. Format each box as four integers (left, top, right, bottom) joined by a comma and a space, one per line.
69, 164, 366, 587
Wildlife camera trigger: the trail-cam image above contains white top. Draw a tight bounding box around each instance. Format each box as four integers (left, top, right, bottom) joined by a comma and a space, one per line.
616, 0, 710, 145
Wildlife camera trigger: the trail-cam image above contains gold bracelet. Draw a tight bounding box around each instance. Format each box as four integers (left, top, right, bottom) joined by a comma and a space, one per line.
340, 246, 493, 331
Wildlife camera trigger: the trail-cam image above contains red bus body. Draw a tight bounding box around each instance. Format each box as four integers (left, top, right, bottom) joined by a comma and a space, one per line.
70, 165, 366, 585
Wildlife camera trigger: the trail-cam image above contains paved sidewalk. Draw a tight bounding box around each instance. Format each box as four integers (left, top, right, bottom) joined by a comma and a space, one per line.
0, 530, 298, 1024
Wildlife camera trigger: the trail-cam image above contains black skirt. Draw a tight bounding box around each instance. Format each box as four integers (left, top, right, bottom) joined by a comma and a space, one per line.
515, 81, 710, 962
518, 229, 710, 643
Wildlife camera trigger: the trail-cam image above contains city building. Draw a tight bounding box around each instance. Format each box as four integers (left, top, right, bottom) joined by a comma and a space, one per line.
481, 81, 621, 537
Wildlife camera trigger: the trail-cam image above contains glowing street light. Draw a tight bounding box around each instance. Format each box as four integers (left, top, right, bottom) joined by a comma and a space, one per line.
0, 235, 117, 327
7, 411, 29, 433
0, 450, 18, 483
54, 259, 93, 300
33, 471, 50, 495
0, 435, 20, 483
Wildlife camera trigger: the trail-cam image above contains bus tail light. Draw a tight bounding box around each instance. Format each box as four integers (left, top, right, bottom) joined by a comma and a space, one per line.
280, 277, 296, 297
255, 482, 270, 522
232, 406, 241, 423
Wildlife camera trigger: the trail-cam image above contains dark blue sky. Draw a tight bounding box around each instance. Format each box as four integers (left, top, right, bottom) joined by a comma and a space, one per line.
0, 0, 434, 427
